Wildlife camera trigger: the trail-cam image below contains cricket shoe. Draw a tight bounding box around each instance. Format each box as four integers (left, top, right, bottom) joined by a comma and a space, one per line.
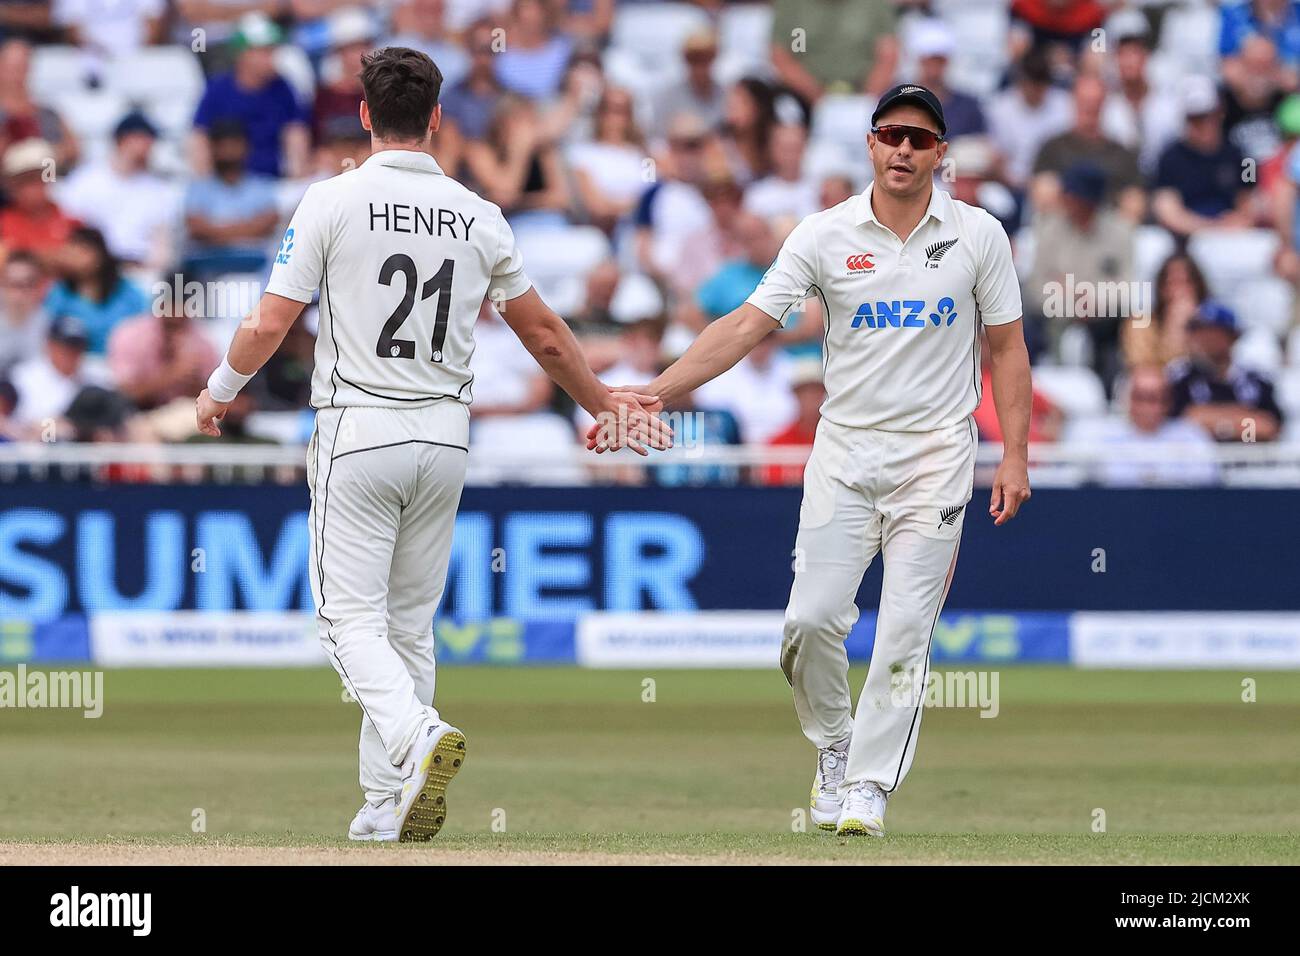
348, 797, 397, 842
810, 744, 849, 831
837, 781, 887, 837
395, 718, 467, 843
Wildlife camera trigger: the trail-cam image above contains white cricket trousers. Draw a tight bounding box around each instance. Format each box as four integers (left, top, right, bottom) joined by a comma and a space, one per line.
307, 403, 469, 805
782, 416, 976, 795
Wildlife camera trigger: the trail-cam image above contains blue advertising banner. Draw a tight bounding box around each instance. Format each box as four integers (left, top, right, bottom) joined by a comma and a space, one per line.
1, 482, 1297, 626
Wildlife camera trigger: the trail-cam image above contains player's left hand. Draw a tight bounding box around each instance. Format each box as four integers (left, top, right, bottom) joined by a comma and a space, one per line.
989, 456, 1030, 526
195, 389, 229, 437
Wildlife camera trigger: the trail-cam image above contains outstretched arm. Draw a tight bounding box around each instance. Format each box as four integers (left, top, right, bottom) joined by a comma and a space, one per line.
500, 288, 671, 455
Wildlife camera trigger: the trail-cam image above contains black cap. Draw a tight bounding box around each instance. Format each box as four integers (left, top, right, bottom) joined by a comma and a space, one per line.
872, 83, 946, 137
114, 110, 158, 140
48, 315, 89, 348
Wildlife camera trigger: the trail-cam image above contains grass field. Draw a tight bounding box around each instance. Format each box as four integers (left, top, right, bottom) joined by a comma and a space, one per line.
2, 666, 1298, 864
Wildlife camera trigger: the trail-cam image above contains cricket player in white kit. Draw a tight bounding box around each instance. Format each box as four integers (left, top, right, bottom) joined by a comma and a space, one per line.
196, 48, 669, 843
591, 84, 1032, 836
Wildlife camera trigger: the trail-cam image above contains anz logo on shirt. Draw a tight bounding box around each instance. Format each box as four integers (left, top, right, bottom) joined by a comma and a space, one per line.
275, 227, 295, 265
850, 297, 957, 330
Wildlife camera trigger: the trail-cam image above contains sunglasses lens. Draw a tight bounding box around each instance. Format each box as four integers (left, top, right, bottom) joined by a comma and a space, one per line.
876, 126, 938, 149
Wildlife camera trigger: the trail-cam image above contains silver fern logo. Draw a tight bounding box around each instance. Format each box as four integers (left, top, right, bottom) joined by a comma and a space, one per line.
925, 238, 958, 268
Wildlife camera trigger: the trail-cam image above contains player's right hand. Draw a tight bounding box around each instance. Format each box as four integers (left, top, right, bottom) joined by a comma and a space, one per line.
586, 387, 673, 456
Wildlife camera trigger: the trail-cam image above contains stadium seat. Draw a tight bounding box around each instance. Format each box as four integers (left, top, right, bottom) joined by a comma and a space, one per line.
468, 413, 587, 485
52, 89, 130, 141
274, 44, 317, 105
515, 226, 611, 284
1030, 365, 1108, 419
1133, 224, 1176, 285
718, 3, 773, 59
1234, 327, 1285, 372
1187, 229, 1279, 300
1233, 275, 1295, 336
941, 7, 1011, 97
610, 2, 712, 71
1277, 367, 1300, 422
811, 95, 873, 164
103, 48, 205, 111
28, 45, 94, 104
1157, 2, 1221, 76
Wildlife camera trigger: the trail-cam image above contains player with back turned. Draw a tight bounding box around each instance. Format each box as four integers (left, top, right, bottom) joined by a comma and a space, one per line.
591, 84, 1032, 836
195, 47, 670, 843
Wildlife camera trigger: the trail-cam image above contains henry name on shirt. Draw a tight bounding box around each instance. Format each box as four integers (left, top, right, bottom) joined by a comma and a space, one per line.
368, 202, 476, 240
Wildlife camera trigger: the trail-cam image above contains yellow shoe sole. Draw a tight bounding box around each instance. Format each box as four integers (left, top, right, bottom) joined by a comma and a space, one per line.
398, 730, 466, 843
837, 817, 883, 838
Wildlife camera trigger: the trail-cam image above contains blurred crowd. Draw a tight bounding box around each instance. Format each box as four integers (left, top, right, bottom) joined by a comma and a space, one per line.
1, 0, 1300, 486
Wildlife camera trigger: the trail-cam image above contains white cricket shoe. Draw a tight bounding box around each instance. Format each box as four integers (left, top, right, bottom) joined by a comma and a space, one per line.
348, 797, 397, 842
810, 745, 848, 831
395, 718, 467, 843
837, 781, 887, 837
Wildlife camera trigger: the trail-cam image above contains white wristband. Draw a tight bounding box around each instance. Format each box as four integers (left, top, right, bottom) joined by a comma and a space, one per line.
207, 357, 254, 404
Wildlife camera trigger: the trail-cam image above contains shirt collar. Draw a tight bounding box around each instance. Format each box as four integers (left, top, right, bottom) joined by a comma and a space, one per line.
854, 181, 948, 228
365, 149, 444, 175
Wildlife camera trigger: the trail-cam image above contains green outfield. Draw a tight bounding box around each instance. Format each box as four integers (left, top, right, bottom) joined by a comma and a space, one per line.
1, 666, 1297, 864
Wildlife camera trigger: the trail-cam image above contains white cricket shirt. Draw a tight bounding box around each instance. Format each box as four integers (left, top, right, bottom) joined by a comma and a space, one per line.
265, 149, 533, 417
746, 183, 1022, 432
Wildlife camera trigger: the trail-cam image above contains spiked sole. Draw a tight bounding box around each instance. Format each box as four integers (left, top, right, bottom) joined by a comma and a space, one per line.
398, 730, 467, 843
836, 817, 884, 838
816, 821, 837, 832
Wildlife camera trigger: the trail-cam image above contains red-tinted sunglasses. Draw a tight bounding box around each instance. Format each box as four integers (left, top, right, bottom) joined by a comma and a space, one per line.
871, 124, 944, 150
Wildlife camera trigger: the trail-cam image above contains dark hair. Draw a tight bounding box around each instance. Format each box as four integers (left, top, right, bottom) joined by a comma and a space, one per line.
1153, 251, 1209, 326
360, 46, 443, 142
208, 118, 248, 144
67, 226, 123, 305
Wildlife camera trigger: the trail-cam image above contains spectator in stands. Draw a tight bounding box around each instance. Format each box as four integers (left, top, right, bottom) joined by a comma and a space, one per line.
1221, 34, 1289, 163
1032, 73, 1145, 221
537, 49, 604, 146
987, 45, 1072, 190
650, 384, 743, 488
761, 358, 824, 486
385, 0, 469, 89
8, 315, 107, 432
0, 379, 17, 441
974, 331, 1062, 444
53, 0, 164, 56
56, 110, 178, 271
106, 290, 218, 411
695, 330, 796, 445
819, 171, 857, 210
1272, 94, 1300, 279
669, 171, 745, 299
1123, 251, 1207, 369
559, 0, 614, 44
743, 122, 818, 222
182, 119, 280, 277
311, 8, 375, 151
191, 14, 310, 179
0, 138, 78, 267
1011, 0, 1108, 50
64, 385, 135, 443
0, 250, 47, 375
1074, 365, 1219, 486
175, 0, 283, 52
256, 312, 315, 410
470, 299, 556, 418
695, 211, 777, 324
0, 39, 78, 171
635, 112, 713, 284
1220, 0, 1300, 77
182, 389, 275, 448
43, 227, 149, 355
440, 19, 505, 147
909, 19, 988, 141
719, 77, 777, 184
1153, 77, 1254, 238
1025, 162, 1135, 389
568, 86, 647, 234
493, 0, 572, 100
464, 95, 568, 230
1100, 9, 1181, 176
651, 28, 725, 139
1168, 302, 1283, 442
941, 136, 1020, 232
769, 0, 898, 101
566, 258, 621, 339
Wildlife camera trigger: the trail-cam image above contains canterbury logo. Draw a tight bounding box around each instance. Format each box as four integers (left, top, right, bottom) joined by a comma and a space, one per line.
846, 253, 875, 272
925, 238, 958, 264
939, 504, 964, 527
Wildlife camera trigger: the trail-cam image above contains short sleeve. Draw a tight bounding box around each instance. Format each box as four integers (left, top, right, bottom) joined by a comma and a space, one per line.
974, 214, 1022, 326
264, 185, 328, 303
745, 217, 819, 327
488, 212, 533, 302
